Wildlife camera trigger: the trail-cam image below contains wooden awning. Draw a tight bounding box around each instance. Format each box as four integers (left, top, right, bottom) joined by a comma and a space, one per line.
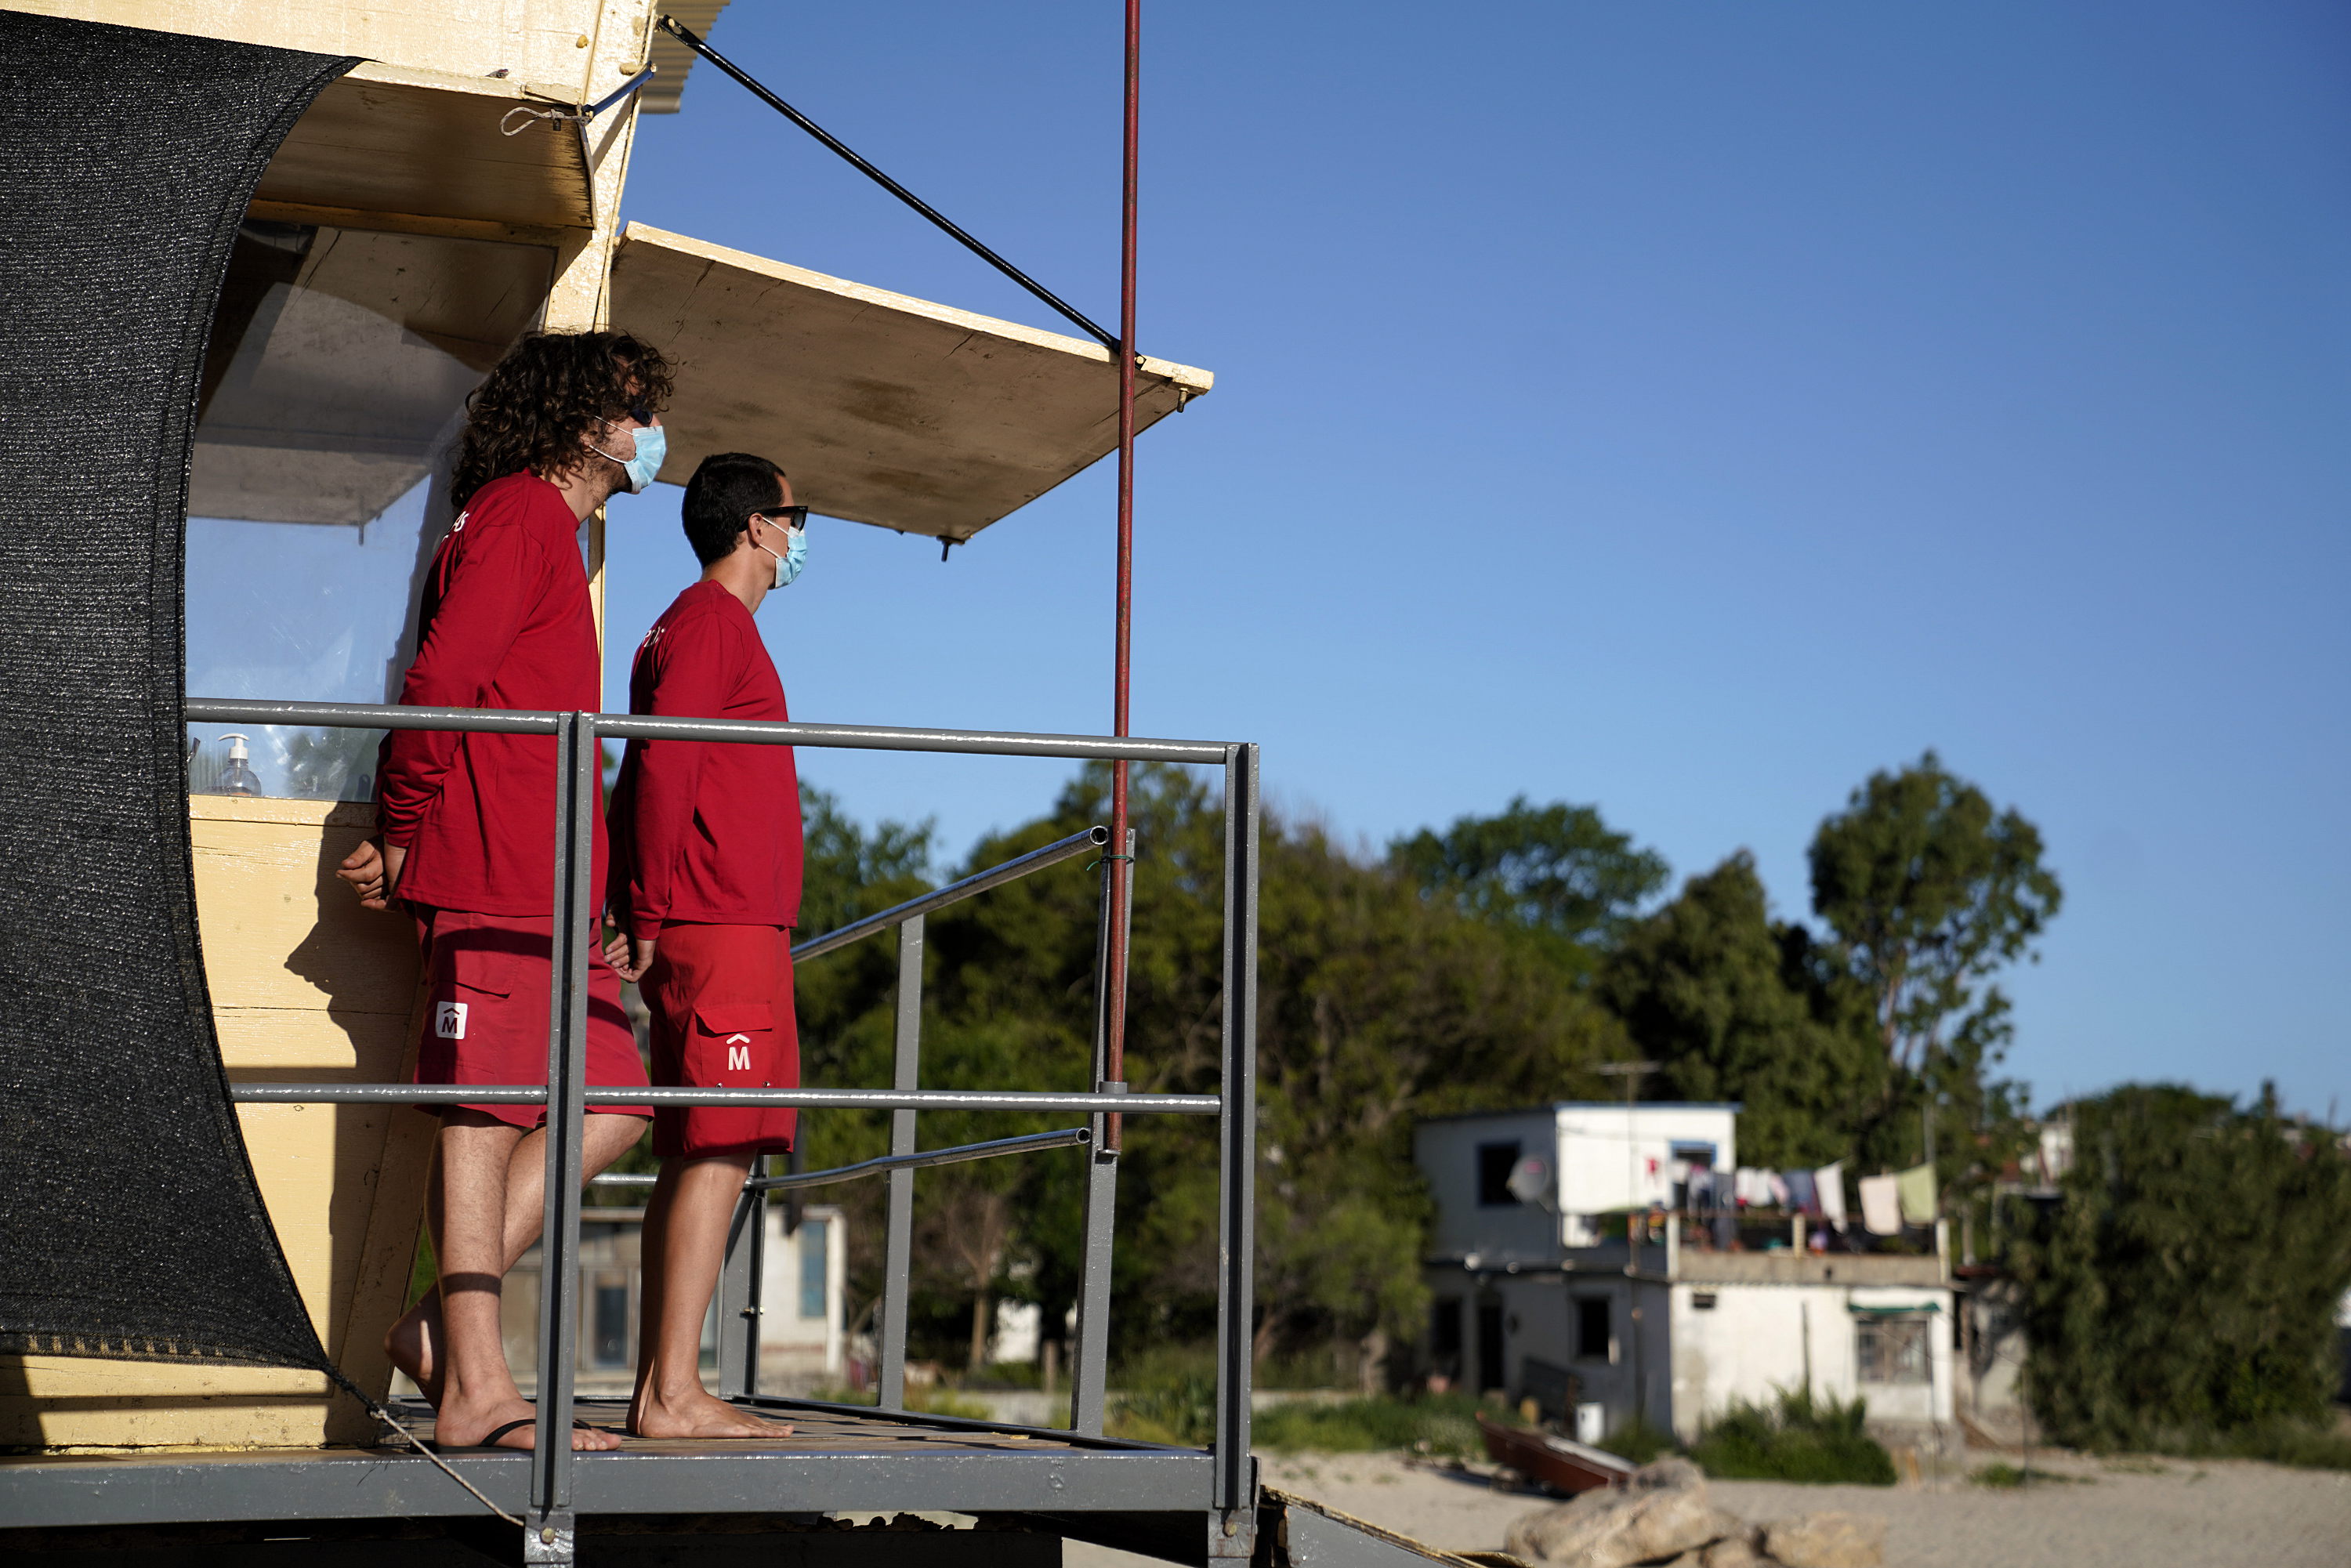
255, 61, 595, 230
607, 223, 1214, 541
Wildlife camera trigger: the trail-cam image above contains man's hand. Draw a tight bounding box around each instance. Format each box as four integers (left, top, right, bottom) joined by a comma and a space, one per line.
335, 838, 406, 911
604, 931, 657, 984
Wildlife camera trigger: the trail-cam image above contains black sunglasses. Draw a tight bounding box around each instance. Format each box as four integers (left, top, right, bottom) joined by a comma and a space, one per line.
752, 505, 808, 529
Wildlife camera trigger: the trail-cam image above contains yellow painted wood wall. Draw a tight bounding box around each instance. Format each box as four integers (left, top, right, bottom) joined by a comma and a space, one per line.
0, 799, 430, 1448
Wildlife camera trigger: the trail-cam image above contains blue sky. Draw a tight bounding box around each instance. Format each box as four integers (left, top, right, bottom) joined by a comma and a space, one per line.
594, 2, 2350, 1117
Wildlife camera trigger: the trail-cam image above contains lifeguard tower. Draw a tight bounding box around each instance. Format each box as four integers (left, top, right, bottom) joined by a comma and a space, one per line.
0, 2, 1458, 1563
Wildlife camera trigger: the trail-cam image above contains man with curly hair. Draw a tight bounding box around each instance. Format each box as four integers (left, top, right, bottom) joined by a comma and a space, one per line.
336, 329, 674, 1453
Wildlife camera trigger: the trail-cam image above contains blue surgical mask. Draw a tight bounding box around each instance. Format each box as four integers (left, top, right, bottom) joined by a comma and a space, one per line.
759, 523, 807, 589
592, 420, 666, 494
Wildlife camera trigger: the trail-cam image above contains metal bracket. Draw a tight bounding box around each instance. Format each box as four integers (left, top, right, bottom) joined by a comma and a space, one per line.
1208, 1505, 1258, 1560
523, 1510, 576, 1565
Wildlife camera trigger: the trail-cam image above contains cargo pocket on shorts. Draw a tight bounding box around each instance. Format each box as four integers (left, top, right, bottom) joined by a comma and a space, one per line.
690, 1001, 773, 1087
434, 940, 515, 1046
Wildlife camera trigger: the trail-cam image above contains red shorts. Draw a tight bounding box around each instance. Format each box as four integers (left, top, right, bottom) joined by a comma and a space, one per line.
642, 922, 799, 1159
415, 907, 652, 1128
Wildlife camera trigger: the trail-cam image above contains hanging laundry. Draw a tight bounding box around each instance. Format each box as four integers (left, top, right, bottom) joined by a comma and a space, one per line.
1768, 1171, 1791, 1208
1815, 1162, 1847, 1230
1786, 1168, 1818, 1215
1896, 1161, 1938, 1225
1733, 1168, 1762, 1206
1858, 1172, 1902, 1236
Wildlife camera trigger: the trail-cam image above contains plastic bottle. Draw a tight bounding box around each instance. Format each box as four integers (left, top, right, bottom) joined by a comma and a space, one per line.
216, 733, 263, 797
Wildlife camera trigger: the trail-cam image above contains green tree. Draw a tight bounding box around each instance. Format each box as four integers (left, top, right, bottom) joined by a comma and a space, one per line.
814, 765, 1636, 1378
1390, 796, 1669, 961
1808, 751, 2061, 1079
1599, 852, 1886, 1168
1808, 752, 2059, 1177
2012, 1085, 2351, 1449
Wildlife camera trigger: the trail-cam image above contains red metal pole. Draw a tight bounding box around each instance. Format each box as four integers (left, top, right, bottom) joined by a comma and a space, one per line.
1106, 0, 1141, 1147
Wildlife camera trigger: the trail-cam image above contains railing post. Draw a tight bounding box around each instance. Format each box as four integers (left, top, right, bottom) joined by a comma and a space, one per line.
715, 1159, 766, 1399
1068, 829, 1132, 1435
876, 913, 923, 1410
1210, 744, 1260, 1552
528, 710, 597, 1565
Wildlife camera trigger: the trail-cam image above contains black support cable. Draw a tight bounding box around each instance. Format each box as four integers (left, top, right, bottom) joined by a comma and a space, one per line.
657, 13, 1119, 351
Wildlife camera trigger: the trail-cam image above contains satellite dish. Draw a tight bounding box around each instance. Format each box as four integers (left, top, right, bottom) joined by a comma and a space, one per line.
1507, 1155, 1556, 1211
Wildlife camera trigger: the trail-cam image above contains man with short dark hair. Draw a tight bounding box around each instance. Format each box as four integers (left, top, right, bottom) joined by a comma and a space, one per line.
335, 330, 673, 1452
605, 451, 805, 1438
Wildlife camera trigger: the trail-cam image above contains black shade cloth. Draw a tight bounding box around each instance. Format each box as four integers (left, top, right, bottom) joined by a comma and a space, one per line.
0, 13, 357, 1370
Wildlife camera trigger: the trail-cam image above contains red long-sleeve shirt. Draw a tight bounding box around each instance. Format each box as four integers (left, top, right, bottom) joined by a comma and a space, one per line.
608, 580, 802, 940
376, 472, 606, 916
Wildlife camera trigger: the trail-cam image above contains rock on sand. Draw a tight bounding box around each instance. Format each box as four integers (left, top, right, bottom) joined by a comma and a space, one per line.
1504, 1458, 1883, 1568
1503, 1459, 1746, 1567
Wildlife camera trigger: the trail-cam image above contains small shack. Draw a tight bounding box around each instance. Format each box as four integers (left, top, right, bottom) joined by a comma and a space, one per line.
1416, 1105, 1956, 1447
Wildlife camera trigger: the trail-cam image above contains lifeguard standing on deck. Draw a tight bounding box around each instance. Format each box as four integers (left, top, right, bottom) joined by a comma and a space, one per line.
607, 451, 806, 1439
335, 331, 672, 1454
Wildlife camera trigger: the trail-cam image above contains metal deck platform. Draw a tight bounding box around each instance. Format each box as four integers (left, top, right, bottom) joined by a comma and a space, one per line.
0, 707, 1462, 1565
0, 1397, 1222, 1531
0, 1399, 1464, 1566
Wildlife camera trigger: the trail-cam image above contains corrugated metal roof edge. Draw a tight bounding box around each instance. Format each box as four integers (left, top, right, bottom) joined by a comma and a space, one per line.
643, 0, 731, 113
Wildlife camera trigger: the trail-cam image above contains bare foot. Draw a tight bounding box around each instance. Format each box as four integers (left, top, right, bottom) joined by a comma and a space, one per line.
628, 1386, 795, 1439
385, 1290, 444, 1404
437, 1394, 624, 1452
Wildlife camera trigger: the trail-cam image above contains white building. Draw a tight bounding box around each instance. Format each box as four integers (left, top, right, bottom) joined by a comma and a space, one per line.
1416, 1104, 1954, 1443
1418, 1101, 1741, 1255
754, 1202, 851, 1384
493, 1201, 849, 1395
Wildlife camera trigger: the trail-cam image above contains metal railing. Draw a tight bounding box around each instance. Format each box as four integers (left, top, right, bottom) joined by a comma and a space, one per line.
189, 696, 1260, 1553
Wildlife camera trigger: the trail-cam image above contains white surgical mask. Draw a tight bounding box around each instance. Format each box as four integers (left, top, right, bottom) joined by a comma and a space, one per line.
757, 523, 806, 589
589, 419, 665, 494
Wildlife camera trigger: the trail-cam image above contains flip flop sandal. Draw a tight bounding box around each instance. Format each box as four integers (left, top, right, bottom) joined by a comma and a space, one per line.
426, 1415, 536, 1454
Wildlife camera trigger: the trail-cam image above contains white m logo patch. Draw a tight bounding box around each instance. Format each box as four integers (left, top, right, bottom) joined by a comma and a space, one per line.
436, 1001, 468, 1040
726, 1033, 753, 1073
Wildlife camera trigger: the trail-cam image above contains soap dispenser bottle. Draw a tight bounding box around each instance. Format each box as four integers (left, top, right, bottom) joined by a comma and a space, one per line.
216, 733, 262, 797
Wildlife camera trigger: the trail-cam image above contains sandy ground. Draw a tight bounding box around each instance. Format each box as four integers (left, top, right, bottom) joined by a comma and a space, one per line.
1064, 1450, 2351, 1567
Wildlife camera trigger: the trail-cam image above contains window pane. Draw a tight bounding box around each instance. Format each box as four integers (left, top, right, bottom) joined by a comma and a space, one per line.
1576, 1297, 1611, 1360
591, 1277, 630, 1368
1477, 1141, 1522, 1207
183, 220, 552, 799
800, 1218, 828, 1319
1857, 1317, 1931, 1385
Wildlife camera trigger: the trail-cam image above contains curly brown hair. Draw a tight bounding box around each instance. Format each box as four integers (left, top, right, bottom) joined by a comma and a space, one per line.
450, 330, 676, 508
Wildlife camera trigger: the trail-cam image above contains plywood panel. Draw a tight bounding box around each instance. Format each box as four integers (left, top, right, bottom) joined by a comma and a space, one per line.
609, 223, 1215, 541
3, 15, 616, 224
216, 1005, 412, 1073
189, 802, 419, 1016
0, 1358, 337, 1450
260, 65, 595, 230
